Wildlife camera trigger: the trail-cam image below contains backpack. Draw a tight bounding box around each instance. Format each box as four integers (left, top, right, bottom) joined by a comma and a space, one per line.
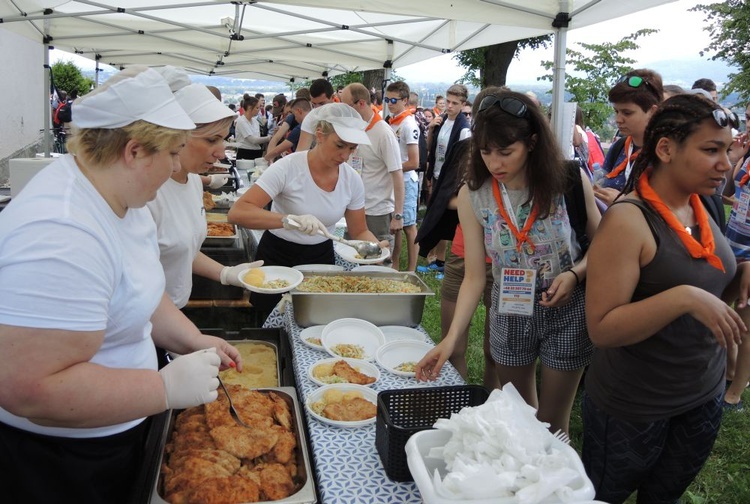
53, 101, 72, 126
563, 161, 590, 255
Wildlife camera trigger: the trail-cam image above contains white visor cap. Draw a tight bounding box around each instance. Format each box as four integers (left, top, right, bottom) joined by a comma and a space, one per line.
154, 65, 192, 93
313, 103, 371, 145
175, 84, 236, 125
72, 68, 195, 131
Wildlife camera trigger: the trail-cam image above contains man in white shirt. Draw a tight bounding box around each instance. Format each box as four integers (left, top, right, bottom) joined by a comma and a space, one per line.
385, 80, 420, 271
341, 83, 405, 255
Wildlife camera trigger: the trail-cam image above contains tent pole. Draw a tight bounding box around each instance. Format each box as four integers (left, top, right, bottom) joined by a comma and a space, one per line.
43, 45, 52, 158
550, 2, 570, 152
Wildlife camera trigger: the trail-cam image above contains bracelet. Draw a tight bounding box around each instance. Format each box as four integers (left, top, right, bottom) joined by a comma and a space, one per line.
566, 269, 580, 284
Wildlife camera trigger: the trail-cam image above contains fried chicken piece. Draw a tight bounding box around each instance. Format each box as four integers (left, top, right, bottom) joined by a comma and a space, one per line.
269, 391, 292, 430
322, 396, 377, 422
168, 449, 240, 476
268, 425, 297, 464
332, 360, 376, 385
163, 454, 234, 496
238, 465, 262, 487
185, 474, 261, 504
167, 429, 216, 453
204, 397, 237, 430
210, 425, 279, 459
258, 463, 296, 500
231, 388, 276, 418
285, 459, 298, 479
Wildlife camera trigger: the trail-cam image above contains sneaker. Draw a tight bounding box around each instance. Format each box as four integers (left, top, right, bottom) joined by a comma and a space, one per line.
416, 265, 430, 273
427, 261, 445, 273
435, 272, 444, 280
722, 400, 744, 412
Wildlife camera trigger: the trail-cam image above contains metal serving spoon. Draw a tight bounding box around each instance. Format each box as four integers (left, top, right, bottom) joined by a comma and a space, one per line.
284, 217, 382, 259
217, 376, 251, 428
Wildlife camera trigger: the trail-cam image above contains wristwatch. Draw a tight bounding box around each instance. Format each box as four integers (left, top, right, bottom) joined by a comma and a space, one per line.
393, 213, 403, 220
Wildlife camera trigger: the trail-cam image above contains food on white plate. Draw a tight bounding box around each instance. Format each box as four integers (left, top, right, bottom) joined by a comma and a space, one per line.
297, 275, 420, 293
394, 361, 417, 373
310, 389, 376, 422
312, 360, 376, 385
243, 268, 265, 287
330, 343, 365, 359
306, 337, 322, 347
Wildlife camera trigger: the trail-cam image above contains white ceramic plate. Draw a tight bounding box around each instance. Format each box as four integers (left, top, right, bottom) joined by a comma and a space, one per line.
239, 266, 304, 294
298, 325, 326, 351
379, 325, 427, 343
305, 383, 378, 428
293, 264, 345, 273
321, 318, 385, 362
307, 357, 380, 387
376, 340, 434, 377
334, 241, 391, 265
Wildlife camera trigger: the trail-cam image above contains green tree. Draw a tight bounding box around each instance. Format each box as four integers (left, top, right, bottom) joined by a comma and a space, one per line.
51, 60, 93, 97
454, 37, 552, 88
692, 1, 750, 101
539, 29, 657, 137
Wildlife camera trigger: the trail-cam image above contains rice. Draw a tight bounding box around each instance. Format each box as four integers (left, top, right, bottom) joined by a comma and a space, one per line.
297, 275, 421, 294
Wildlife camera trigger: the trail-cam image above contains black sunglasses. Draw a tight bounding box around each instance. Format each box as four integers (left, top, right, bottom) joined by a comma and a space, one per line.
712, 109, 740, 129
477, 95, 528, 118
617, 74, 658, 95
384, 97, 403, 105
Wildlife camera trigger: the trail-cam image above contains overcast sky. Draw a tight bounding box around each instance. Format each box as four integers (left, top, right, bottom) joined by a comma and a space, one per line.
398, 0, 714, 84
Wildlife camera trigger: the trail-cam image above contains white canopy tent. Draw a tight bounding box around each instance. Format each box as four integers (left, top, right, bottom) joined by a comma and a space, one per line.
0, 0, 675, 152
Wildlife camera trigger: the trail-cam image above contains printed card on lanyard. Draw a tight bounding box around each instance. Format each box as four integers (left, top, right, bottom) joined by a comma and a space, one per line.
350, 156, 363, 175
499, 268, 537, 316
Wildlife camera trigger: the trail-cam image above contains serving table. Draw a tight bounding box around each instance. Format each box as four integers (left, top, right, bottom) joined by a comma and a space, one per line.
263, 305, 465, 504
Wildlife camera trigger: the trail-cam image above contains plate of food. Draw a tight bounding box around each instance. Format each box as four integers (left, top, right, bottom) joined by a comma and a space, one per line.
239, 266, 304, 294
379, 325, 427, 343
321, 318, 385, 361
334, 241, 390, 265
298, 325, 326, 351
305, 383, 378, 428
308, 357, 380, 387
376, 340, 434, 377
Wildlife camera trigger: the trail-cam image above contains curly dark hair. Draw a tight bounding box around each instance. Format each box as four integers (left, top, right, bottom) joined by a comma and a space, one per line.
608, 69, 664, 112
466, 90, 566, 219
624, 92, 726, 193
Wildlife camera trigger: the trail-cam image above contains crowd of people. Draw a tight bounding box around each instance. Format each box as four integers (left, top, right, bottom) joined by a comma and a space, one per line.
5, 65, 748, 503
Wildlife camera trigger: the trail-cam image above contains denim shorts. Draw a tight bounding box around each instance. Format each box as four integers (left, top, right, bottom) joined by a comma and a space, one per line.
403, 178, 418, 226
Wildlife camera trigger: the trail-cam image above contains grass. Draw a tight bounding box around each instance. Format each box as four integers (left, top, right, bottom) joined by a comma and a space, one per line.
396, 232, 750, 504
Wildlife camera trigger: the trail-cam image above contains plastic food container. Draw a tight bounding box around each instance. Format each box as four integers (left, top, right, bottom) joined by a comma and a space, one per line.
375, 385, 489, 482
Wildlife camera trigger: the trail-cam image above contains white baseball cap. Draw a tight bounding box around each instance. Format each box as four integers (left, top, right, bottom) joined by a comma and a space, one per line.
175, 84, 236, 124
312, 103, 371, 145
154, 65, 192, 92
72, 68, 195, 130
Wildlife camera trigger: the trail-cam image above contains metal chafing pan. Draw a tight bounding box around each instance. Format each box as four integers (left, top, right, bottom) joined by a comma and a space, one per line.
150, 387, 316, 504
291, 271, 434, 328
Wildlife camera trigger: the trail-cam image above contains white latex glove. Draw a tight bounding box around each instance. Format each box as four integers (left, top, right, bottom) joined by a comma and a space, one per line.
221, 260, 264, 287
208, 174, 229, 189
282, 214, 326, 236
159, 348, 220, 410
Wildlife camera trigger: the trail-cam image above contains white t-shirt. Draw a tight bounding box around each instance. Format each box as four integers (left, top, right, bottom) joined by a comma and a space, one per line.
390, 114, 420, 183
433, 118, 471, 179
256, 151, 365, 245
235, 114, 264, 150
0, 155, 163, 438
349, 119, 402, 215
146, 174, 206, 308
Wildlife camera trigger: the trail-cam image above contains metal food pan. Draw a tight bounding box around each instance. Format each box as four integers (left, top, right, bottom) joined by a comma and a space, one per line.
150, 386, 316, 504
204, 223, 239, 247
291, 271, 434, 328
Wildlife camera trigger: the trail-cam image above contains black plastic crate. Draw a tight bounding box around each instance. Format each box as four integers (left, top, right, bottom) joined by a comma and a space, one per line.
375, 385, 489, 482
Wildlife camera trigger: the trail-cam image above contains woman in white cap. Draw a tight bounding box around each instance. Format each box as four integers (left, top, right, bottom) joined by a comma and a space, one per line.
0, 67, 241, 503
147, 77, 262, 309
229, 102, 386, 313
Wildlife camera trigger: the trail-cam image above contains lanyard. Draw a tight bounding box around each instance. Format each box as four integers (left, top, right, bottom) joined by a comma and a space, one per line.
492, 179, 538, 254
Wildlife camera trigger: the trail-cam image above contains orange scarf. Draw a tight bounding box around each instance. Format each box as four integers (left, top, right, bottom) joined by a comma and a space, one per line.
637, 170, 724, 272
387, 109, 412, 127
606, 136, 639, 179
432, 107, 442, 117
365, 112, 382, 132
739, 171, 750, 186
492, 179, 539, 254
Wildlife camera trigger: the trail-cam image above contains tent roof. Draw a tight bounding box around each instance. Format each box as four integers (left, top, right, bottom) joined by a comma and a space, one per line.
1, 0, 674, 81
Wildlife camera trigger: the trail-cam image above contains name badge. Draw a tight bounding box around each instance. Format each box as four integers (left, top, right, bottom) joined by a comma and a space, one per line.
437, 143, 446, 163
498, 267, 537, 317
738, 191, 750, 223
350, 156, 363, 175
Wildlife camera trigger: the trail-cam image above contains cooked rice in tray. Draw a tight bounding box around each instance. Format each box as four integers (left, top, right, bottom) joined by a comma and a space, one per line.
296, 276, 421, 293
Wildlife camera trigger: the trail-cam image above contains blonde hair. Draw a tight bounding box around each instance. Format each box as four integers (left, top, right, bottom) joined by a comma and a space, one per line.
315, 120, 336, 136
192, 116, 234, 139
66, 65, 189, 168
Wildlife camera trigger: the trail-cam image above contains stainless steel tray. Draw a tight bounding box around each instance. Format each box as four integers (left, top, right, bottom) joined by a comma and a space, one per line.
291, 271, 434, 328
150, 387, 316, 504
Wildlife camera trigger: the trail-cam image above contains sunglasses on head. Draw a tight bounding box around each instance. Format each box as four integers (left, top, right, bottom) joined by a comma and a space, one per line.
617, 74, 657, 94
384, 97, 403, 105
477, 95, 528, 118
712, 109, 740, 129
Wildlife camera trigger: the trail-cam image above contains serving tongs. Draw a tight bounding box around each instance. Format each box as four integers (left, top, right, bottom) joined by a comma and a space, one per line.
217, 376, 251, 428
284, 216, 382, 259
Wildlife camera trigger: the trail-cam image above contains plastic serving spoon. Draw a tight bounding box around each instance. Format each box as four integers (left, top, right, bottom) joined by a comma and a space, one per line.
284, 217, 382, 259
